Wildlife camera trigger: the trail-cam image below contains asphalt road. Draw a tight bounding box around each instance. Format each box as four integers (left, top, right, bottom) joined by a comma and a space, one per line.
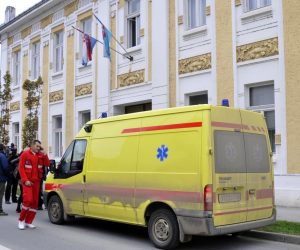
0, 203, 299, 250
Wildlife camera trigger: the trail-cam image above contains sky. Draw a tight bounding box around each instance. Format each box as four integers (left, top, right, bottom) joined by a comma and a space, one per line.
0, 0, 41, 24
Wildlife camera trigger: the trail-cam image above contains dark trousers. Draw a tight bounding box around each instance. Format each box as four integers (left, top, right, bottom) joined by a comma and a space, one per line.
5, 177, 18, 202
38, 180, 44, 208
0, 182, 5, 211
16, 184, 23, 211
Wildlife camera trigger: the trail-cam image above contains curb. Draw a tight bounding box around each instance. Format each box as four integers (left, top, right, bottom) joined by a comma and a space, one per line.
243, 230, 300, 245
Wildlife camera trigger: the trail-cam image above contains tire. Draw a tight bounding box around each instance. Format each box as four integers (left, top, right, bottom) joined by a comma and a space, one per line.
48, 195, 65, 224
148, 209, 179, 250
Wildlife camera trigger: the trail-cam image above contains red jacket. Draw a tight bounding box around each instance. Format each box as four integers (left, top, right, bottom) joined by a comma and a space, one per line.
37, 152, 50, 179
19, 149, 39, 184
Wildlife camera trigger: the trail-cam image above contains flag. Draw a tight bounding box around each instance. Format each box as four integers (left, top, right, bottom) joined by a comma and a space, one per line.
82, 34, 97, 66
102, 24, 111, 60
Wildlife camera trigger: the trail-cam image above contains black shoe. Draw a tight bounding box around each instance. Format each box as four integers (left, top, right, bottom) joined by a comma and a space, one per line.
5, 201, 11, 204
0, 211, 8, 216
12, 199, 18, 203
16, 208, 21, 213
37, 207, 43, 210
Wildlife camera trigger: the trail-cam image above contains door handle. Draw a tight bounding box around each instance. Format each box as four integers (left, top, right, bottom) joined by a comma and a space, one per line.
83, 174, 86, 183
249, 189, 256, 195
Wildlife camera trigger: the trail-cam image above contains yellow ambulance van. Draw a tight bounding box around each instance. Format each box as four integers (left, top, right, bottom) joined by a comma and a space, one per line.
44, 104, 275, 249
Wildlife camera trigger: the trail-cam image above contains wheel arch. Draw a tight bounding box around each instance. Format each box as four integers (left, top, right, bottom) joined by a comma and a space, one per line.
144, 202, 176, 225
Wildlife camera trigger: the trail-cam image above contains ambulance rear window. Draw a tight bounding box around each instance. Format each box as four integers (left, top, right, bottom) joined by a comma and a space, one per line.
214, 131, 270, 173
214, 131, 246, 173
244, 133, 269, 173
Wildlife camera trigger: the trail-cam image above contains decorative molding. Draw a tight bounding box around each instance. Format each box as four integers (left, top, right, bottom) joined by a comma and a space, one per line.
118, 69, 145, 88
41, 14, 53, 29
23, 50, 28, 57
235, 0, 242, 6
8, 36, 13, 46
118, 0, 125, 9
67, 29, 74, 37
179, 53, 211, 74
64, 1, 78, 17
49, 90, 64, 103
237, 37, 279, 62
178, 15, 183, 25
43, 40, 49, 47
140, 28, 144, 37
275, 134, 281, 145
206, 6, 211, 16
120, 36, 124, 44
75, 83, 92, 97
10, 101, 20, 112
21, 26, 32, 39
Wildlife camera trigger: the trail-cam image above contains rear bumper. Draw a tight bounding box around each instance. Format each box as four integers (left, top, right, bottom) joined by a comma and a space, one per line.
176, 208, 276, 236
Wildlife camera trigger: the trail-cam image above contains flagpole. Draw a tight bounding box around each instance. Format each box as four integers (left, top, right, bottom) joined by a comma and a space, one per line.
72, 26, 132, 60
93, 13, 133, 61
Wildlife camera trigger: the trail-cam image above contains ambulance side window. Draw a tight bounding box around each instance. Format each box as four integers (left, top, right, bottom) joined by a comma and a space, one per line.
56, 140, 87, 178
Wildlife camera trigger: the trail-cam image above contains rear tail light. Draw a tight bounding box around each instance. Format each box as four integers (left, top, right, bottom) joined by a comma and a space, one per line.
204, 184, 213, 211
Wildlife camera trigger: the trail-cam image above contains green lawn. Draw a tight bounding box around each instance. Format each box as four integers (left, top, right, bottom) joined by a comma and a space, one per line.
258, 220, 300, 236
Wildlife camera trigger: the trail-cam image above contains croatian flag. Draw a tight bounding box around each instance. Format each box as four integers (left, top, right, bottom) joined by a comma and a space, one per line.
82, 34, 97, 66
102, 24, 111, 60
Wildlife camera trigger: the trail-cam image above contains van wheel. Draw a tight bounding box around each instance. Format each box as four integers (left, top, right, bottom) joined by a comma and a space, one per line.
148, 209, 179, 250
48, 195, 64, 224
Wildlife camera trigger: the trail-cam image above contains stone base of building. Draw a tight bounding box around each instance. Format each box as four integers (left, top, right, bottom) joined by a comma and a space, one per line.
275, 175, 300, 208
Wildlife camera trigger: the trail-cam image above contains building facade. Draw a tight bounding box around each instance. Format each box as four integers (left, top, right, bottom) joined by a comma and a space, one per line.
0, 0, 300, 207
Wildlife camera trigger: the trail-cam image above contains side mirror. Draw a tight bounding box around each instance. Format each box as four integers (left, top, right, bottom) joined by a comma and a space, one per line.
49, 159, 56, 173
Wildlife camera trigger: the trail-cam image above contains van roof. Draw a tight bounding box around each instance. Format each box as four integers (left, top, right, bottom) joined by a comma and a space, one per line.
87, 104, 261, 126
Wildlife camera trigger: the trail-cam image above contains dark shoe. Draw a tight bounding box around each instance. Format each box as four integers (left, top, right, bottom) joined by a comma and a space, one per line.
37, 207, 43, 210
16, 208, 21, 213
5, 201, 11, 204
12, 199, 18, 203
0, 211, 8, 216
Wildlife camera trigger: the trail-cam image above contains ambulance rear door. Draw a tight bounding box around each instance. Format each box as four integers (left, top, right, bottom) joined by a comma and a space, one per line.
240, 110, 274, 222
211, 107, 247, 226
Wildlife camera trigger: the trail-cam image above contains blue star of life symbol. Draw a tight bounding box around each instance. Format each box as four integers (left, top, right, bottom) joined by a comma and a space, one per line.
157, 145, 169, 162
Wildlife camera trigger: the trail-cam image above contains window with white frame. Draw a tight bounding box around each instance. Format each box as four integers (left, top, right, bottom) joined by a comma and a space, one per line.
79, 18, 92, 58
249, 84, 275, 152
186, 0, 206, 30
12, 122, 20, 150
32, 42, 40, 79
244, 0, 271, 12
78, 110, 91, 131
53, 31, 64, 72
13, 50, 21, 86
53, 116, 63, 157
126, 0, 140, 48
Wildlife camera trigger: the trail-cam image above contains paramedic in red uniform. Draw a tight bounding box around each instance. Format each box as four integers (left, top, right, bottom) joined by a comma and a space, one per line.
18, 140, 41, 230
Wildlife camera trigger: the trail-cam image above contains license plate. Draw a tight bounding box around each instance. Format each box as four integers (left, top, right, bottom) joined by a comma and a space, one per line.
218, 193, 241, 203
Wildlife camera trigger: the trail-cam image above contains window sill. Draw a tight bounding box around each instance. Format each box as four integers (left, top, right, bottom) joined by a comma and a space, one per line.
52, 71, 63, 78
183, 25, 207, 38
126, 44, 142, 54
12, 85, 20, 90
77, 62, 92, 70
241, 5, 272, 20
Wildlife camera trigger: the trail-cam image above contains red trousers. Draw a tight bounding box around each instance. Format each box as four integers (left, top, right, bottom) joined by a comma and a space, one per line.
19, 181, 40, 224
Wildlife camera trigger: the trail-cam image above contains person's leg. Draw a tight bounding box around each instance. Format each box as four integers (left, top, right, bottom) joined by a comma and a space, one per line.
25, 181, 40, 225
4, 178, 12, 203
0, 182, 8, 215
38, 180, 43, 209
12, 178, 18, 202
16, 184, 22, 212
19, 184, 33, 222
